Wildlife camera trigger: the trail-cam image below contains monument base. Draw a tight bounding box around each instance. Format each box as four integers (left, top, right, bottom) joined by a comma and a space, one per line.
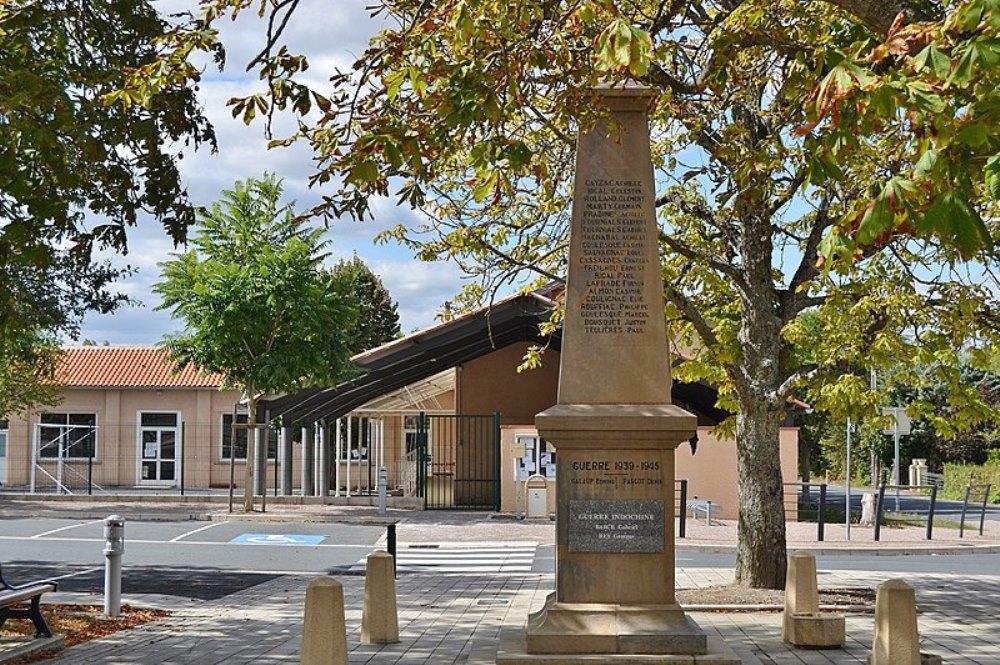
483, 626, 744, 665
526, 593, 707, 655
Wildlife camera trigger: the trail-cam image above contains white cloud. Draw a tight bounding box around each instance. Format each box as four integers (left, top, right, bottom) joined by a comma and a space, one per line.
77, 0, 467, 345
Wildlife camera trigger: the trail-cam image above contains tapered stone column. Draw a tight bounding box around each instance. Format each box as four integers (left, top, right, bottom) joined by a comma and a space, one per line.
516, 85, 730, 661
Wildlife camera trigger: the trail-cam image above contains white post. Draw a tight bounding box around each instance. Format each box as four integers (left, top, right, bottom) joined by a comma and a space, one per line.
345, 416, 352, 500
334, 418, 342, 498
103, 514, 125, 617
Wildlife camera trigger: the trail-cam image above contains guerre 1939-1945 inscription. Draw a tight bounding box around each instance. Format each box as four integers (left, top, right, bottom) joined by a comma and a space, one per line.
579, 178, 649, 336
566, 456, 665, 553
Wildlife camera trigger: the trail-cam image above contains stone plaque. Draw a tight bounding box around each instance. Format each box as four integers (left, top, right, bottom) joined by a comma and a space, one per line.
568, 499, 664, 553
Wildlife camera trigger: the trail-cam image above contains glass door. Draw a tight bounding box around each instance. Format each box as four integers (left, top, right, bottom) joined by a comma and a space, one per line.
137, 412, 179, 485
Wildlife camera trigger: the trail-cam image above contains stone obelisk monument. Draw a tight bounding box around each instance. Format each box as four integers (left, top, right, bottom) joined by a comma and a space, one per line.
494, 85, 741, 663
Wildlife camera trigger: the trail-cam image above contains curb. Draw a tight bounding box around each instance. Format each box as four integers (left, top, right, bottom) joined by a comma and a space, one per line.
677, 542, 1000, 556
0, 635, 64, 665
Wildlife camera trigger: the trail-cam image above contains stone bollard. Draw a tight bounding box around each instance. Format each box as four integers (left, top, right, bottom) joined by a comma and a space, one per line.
783, 551, 845, 648
301, 577, 348, 665
362, 551, 399, 644
868, 579, 941, 665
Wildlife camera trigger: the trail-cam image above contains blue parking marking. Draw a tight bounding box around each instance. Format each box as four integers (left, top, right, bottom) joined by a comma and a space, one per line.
229, 533, 327, 545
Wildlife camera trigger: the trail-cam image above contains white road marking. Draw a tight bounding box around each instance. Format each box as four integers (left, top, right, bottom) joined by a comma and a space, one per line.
0, 535, 367, 548
44, 566, 103, 582
30, 519, 103, 538
169, 521, 228, 542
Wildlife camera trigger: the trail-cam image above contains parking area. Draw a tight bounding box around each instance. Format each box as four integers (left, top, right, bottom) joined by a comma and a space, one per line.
0, 517, 386, 601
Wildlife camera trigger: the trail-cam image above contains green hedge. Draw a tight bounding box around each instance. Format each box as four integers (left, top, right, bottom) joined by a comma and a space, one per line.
942, 460, 1000, 504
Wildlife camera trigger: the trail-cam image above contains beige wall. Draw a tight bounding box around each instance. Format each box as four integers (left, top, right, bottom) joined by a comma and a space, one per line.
499, 424, 799, 521
457, 343, 559, 425
6, 387, 245, 489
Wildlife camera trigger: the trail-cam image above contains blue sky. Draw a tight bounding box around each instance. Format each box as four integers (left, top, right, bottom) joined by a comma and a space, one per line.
79, 0, 467, 344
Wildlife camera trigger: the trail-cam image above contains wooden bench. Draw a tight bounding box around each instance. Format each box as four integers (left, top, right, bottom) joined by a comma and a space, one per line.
0, 564, 58, 638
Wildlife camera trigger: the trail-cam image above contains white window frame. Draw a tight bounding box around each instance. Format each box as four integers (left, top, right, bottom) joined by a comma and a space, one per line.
36, 412, 98, 461
135, 410, 182, 485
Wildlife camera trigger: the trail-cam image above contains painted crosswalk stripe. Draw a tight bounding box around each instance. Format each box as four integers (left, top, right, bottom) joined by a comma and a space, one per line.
334, 543, 538, 576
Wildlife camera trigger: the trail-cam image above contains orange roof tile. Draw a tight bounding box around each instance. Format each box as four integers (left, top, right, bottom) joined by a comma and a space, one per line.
56, 347, 224, 389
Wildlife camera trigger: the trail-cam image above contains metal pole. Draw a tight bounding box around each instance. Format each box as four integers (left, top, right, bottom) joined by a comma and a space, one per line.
874, 483, 886, 541
893, 417, 901, 512
818, 483, 827, 542
678, 479, 688, 539
345, 416, 352, 500
980, 484, 991, 536
300, 425, 314, 497
845, 418, 852, 541
228, 404, 237, 513
926, 484, 937, 540
180, 421, 185, 496
88, 424, 95, 496
387, 523, 397, 578
318, 420, 329, 497
334, 418, 342, 498
960, 483, 971, 538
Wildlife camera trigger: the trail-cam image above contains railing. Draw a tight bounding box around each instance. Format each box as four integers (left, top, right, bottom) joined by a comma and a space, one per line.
783, 482, 828, 542
872, 483, 939, 541
959, 483, 992, 538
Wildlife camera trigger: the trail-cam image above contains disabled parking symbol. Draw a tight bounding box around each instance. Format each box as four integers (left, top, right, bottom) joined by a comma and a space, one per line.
230, 533, 327, 545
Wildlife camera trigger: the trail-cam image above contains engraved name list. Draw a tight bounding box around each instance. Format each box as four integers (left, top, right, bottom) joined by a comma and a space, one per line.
578, 178, 650, 336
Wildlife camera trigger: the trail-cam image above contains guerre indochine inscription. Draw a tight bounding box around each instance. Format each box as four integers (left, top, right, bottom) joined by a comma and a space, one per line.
579, 178, 650, 336
568, 499, 664, 553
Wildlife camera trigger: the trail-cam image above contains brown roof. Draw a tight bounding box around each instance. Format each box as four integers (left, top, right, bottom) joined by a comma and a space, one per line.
56, 347, 224, 389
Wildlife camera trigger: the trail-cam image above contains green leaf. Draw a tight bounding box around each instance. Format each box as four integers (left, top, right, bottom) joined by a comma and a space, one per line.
957, 122, 990, 147
985, 156, 1000, 200
921, 190, 993, 255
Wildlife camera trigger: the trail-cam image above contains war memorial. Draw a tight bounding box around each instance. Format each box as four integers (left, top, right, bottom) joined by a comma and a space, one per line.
489, 84, 743, 663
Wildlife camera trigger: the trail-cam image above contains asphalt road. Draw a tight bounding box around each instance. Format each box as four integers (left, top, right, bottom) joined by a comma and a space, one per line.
803, 484, 1000, 521
2, 516, 997, 601
0, 518, 383, 600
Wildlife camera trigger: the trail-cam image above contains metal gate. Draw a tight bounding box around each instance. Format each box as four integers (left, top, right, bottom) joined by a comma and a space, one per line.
416, 413, 500, 510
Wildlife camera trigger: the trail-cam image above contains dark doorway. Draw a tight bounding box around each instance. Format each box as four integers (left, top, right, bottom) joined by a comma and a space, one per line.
416, 413, 500, 510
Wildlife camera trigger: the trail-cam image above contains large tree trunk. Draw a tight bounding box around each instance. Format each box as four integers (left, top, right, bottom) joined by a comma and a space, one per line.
734, 399, 788, 588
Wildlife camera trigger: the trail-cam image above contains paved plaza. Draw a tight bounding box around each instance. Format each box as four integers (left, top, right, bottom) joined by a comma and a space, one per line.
17, 566, 999, 665
1, 501, 998, 664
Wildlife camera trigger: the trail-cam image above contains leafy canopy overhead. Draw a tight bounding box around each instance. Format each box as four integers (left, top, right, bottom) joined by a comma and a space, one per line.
0, 0, 215, 344
129, 0, 1000, 261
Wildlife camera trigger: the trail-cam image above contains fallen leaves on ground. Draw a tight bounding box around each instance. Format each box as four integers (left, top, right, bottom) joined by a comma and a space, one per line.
1, 604, 170, 663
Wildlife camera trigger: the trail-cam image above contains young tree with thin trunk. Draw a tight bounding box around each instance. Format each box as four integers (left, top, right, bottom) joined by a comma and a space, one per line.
154, 175, 356, 511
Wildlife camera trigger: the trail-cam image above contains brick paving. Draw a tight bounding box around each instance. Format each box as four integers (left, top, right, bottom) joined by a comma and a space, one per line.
16, 566, 998, 665
1, 500, 997, 664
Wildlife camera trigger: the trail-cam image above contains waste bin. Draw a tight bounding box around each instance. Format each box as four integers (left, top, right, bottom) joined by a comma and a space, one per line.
526, 474, 548, 518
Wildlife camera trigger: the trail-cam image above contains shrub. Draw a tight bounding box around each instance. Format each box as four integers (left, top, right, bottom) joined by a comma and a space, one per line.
942, 462, 1000, 504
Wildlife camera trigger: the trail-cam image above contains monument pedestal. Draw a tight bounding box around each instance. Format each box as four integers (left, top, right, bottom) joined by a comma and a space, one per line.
527, 594, 706, 655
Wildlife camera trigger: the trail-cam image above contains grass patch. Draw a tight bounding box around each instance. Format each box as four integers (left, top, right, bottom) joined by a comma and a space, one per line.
881, 512, 965, 530
1, 604, 169, 663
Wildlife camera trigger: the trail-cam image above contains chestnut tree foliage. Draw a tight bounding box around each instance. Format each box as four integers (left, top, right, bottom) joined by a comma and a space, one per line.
0, 0, 214, 412
129, 0, 1000, 587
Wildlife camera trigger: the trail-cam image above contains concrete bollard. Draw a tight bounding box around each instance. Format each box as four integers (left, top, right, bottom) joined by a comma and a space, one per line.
869, 579, 921, 665
301, 577, 348, 665
783, 551, 844, 648
361, 551, 399, 644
